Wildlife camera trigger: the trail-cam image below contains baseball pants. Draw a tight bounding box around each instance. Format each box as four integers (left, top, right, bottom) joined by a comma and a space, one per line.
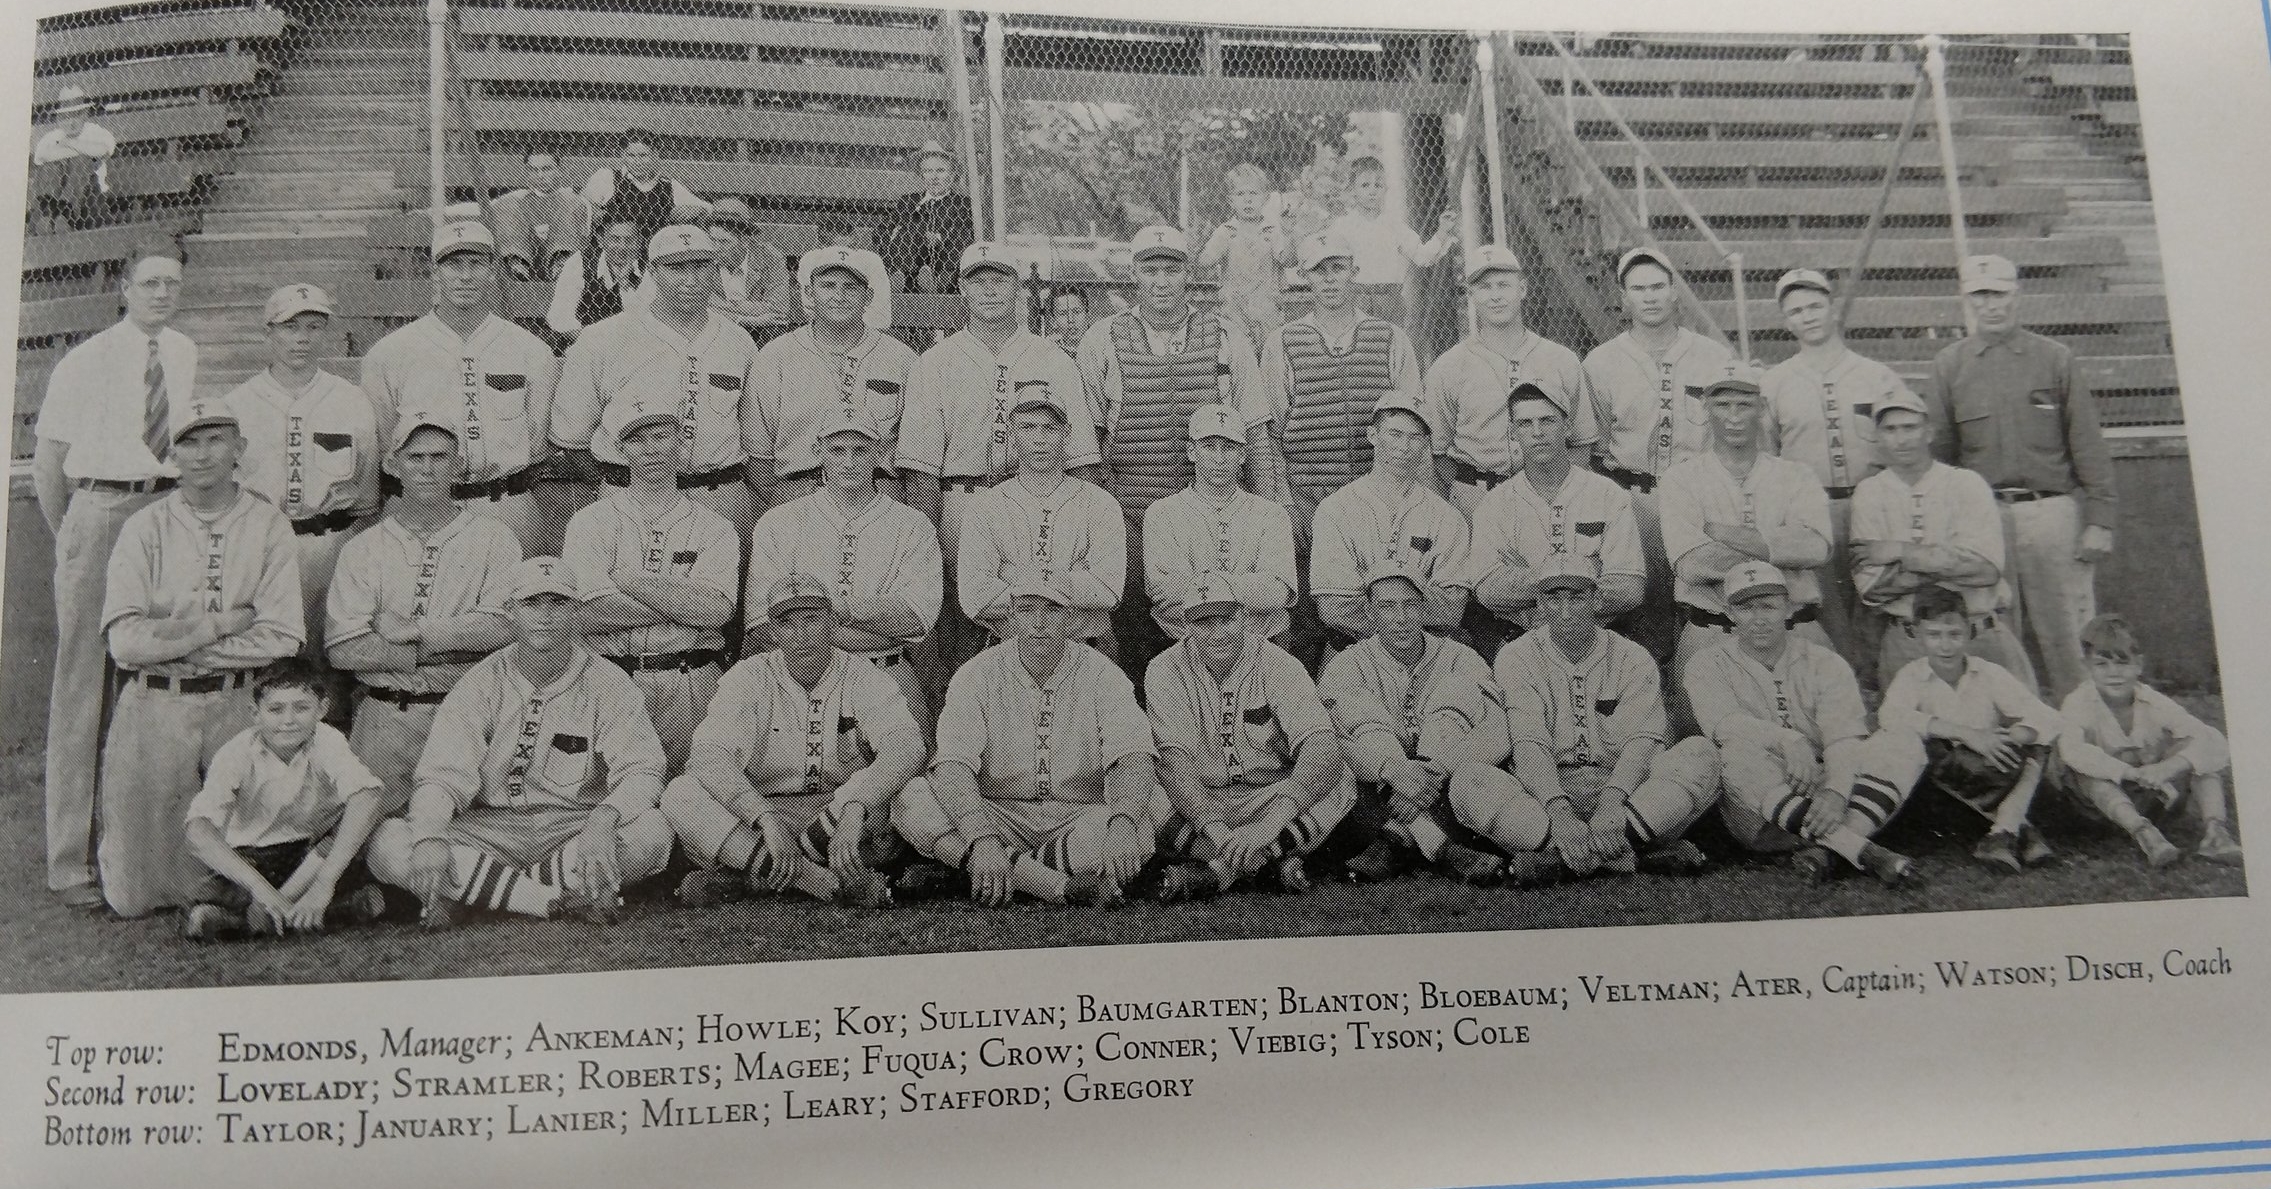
294, 527, 354, 714
628, 663, 723, 776
347, 693, 440, 817
364, 802, 673, 916
924, 486, 992, 701
1614, 490, 1679, 665
45, 485, 159, 893
1875, 612, 2038, 693
1154, 772, 1356, 874
661, 781, 904, 900
98, 677, 255, 917
2001, 494, 2096, 699
1817, 497, 1882, 686
462, 489, 547, 559
1446, 738, 1722, 858
1712, 730, 1923, 852
531, 465, 596, 559
893, 779, 1167, 902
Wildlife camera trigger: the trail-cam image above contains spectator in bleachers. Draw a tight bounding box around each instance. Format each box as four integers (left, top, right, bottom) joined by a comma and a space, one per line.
546, 215, 649, 342
1197, 163, 1293, 348
492, 151, 593, 283
1325, 156, 1456, 341
30, 85, 114, 233
701, 197, 793, 338
1049, 288, 1090, 354
580, 129, 707, 239
878, 141, 975, 296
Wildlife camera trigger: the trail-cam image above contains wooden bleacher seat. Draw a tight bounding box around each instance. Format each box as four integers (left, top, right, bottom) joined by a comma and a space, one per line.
80, 104, 238, 155
1524, 55, 1922, 91
1646, 184, 2065, 230
454, 101, 947, 156
1706, 292, 2168, 335
453, 6, 940, 58
1004, 68, 1460, 114
35, 54, 272, 110
16, 293, 124, 343
420, 156, 912, 207
1562, 95, 1918, 131
35, 7, 296, 65
457, 52, 947, 106
1655, 235, 2128, 276
1594, 139, 2004, 184
1687, 274, 2104, 302
19, 218, 193, 275
2037, 63, 2136, 93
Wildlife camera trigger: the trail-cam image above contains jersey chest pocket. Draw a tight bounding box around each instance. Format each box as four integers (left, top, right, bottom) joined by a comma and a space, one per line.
305, 431, 358, 491
1681, 384, 1710, 425
1240, 704, 1285, 753
2022, 388, 2067, 451
541, 732, 592, 788
836, 715, 871, 767
482, 374, 529, 421
1594, 698, 1620, 717
704, 372, 743, 416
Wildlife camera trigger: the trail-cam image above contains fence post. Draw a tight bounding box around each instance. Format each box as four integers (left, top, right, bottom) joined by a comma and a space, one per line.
985, 13, 1009, 244
1478, 34, 1508, 245
1840, 69, 1931, 329
1921, 33, 1976, 334
1729, 249, 1749, 361
427, 0, 447, 222
941, 10, 986, 242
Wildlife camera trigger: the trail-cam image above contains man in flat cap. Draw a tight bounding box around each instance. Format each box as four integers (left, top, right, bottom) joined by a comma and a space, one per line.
701, 197, 795, 339
878, 140, 975, 295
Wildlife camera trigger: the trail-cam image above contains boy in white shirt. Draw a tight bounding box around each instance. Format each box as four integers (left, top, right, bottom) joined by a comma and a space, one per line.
1325, 156, 1456, 337
2056, 614, 2241, 867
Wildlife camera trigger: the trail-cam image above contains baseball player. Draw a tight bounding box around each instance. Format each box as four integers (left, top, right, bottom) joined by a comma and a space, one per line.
552, 223, 762, 542
326, 416, 521, 816
364, 557, 673, 928
98, 401, 304, 917
892, 578, 1163, 907
30, 239, 195, 908
1849, 388, 2036, 689
899, 242, 1102, 677
1076, 225, 1288, 662
224, 283, 381, 686
1463, 383, 1644, 642
1762, 268, 1908, 677
1657, 369, 1834, 735
359, 220, 559, 555
1924, 254, 2118, 698
1682, 561, 1918, 886
1582, 246, 1741, 662
562, 400, 742, 772
2056, 613, 2242, 868
1318, 564, 1508, 885
1142, 404, 1299, 642
1426, 245, 1598, 517
957, 396, 1126, 651
748, 244, 912, 511
1144, 573, 1353, 900
746, 414, 943, 728
662, 575, 926, 908
1447, 553, 1721, 885
1309, 397, 1470, 650
1259, 231, 1423, 536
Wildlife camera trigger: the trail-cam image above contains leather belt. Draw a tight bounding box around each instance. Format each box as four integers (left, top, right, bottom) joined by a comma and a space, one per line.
598, 461, 746, 491
1449, 460, 1512, 490
779, 465, 893, 486
363, 687, 448, 710
1825, 485, 1856, 501
606, 649, 726, 673
292, 508, 359, 537
75, 476, 175, 495
1992, 488, 2057, 504
941, 475, 992, 494
1686, 604, 1819, 631
865, 650, 908, 667
135, 670, 252, 694
453, 467, 537, 502
1600, 465, 1656, 494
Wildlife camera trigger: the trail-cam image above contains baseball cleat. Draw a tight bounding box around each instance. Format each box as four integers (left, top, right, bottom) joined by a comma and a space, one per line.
2133, 824, 2182, 869
1638, 840, 1709, 876
58, 883, 106, 911
1856, 842, 1916, 888
1791, 845, 1838, 885
1062, 872, 1126, 908
337, 884, 390, 926
419, 889, 456, 932
1269, 855, 1312, 894
1501, 851, 1569, 887
2196, 821, 2244, 866
1152, 862, 1221, 904
832, 868, 895, 909
181, 903, 245, 942
1342, 837, 1419, 883
244, 901, 283, 938
1436, 841, 1506, 886
890, 859, 967, 901
1973, 830, 2023, 875
554, 888, 621, 925
2017, 824, 2055, 866
675, 867, 753, 909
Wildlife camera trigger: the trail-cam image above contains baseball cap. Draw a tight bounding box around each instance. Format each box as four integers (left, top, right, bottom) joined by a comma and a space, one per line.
1505, 380, 1568, 417
171, 399, 238, 441
1464, 244, 1524, 284
1616, 245, 1674, 284
1363, 560, 1429, 600
1871, 387, 1930, 423
1129, 225, 1190, 263
797, 244, 886, 291
1370, 394, 1435, 436
1958, 254, 2019, 294
263, 283, 335, 324
1187, 403, 1248, 444
814, 411, 883, 444
509, 557, 579, 601
1007, 574, 1071, 606
648, 224, 717, 266
958, 241, 1021, 280
604, 398, 679, 443
1700, 364, 1766, 397
766, 573, 833, 618
1533, 551, 1600, 593
54, 85, 95, 114
1722, 560, 1789, 606
389, 411, 458, 453
1184, 573, 1242, 617
1295, 231, 1352, 272
916, 139, 955, 166
1775, 268, 1834, 303
431, 221, 495, 261
703, 197, 755, 230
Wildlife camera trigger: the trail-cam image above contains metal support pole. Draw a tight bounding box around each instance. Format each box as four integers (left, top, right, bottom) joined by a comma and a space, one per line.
1840, 71, 1930, 328
1729, 250, 1749, 361
1478, 35, 1509, 245
1922, 33, 1976, 334
942, 10, 986, 242
984, 13, 1008, 243
427, 0, 447, 222
1634, 146, 1648, 231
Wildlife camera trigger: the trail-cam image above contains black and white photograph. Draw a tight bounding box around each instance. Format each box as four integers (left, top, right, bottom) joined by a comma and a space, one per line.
0, 0, 2244, 998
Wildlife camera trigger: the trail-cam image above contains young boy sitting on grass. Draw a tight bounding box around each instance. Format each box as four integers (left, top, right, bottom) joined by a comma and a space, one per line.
181, 659, 391, 940
1876, 584, 2063, 874
2056, 614, 2242, 868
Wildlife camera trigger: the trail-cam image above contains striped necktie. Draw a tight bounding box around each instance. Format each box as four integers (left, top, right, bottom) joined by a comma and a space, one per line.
142, 336, 170, 462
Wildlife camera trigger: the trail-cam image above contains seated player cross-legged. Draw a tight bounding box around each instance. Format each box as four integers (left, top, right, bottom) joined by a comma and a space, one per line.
1682, 562, 1917, 886
2054, 614, 2242, 869
1875, 584, 2064, 875
365, 558, 674, 928
1144, 574, 1355, 901
892, 578, 1163, 907
181, 660, 391, 941
1448, 554, 1722, 885
662, 575, 927, 909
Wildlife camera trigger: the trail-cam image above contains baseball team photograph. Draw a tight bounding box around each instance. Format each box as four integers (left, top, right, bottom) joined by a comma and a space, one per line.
0, 3, 2243, 993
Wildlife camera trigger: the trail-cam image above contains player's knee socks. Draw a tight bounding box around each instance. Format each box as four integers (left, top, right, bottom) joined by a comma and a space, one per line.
798, 808, 841, 865
1623, 783, 1702, 852
716, 824, 761, 873
1456, 789, 1550, 854
453, 846, 560, 918
1393, 807, 1450, 859
1846, 776, 1903, 835
1010, 851, 1069, 903
1271, 807, 1331, 858
745, 840, 836, 900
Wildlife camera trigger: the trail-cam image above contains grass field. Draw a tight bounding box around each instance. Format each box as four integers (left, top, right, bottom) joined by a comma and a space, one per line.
0, 726, 2246, 995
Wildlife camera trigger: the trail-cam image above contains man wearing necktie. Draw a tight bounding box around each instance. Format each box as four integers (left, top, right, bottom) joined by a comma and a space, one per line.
31, 239, 197, 909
